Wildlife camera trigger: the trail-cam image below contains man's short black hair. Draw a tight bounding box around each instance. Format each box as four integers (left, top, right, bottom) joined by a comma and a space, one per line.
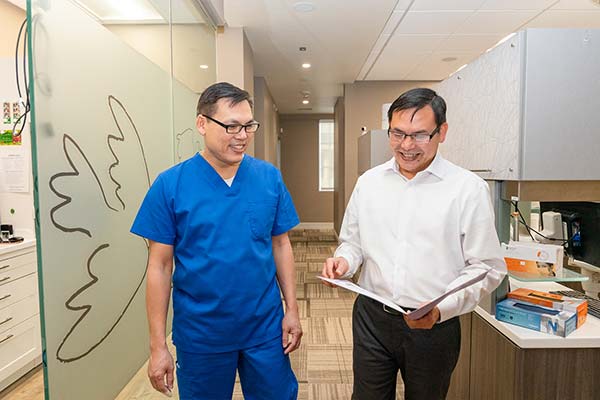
196, 82, 253, 117
387, 88, 447, 127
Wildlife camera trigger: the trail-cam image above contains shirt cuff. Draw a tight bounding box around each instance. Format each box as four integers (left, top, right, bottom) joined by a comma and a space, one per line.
333, 250, 359, 278
437, 295, 459, 323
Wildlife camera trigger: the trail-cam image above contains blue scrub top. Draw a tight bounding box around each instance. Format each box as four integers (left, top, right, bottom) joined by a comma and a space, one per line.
131, 154, 299, 353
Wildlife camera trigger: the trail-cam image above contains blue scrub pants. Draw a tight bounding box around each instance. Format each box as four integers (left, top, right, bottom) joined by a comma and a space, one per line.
176, 336, 298, 400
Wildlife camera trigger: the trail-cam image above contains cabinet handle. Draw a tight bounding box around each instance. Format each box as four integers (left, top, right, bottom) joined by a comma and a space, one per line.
0, 334, 14, 344
470, 169, 492, 173
0, 265, 9, 270
0, 317, 12, 326
0, 294, 11, 301
0, 277, 10, 283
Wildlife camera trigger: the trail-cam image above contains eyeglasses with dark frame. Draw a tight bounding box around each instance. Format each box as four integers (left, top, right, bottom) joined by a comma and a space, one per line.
202, 114, 260, 134
387, 126, 440, 143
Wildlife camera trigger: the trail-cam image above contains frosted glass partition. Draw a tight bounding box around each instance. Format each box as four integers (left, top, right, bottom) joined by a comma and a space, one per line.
28, 0, 214, 398
172, 0, 215, 161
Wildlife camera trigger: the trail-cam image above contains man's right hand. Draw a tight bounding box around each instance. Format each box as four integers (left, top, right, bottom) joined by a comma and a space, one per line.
148, 346, 174, 396
321, 257, 350, 287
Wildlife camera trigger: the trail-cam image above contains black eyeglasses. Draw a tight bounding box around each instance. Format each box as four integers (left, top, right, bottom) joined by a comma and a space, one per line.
387, 126, 440, 143
202, 114, 260, 134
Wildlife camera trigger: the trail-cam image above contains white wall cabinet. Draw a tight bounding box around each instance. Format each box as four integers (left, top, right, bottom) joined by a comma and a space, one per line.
435, 29, 600, 181
0, 242, 41, 392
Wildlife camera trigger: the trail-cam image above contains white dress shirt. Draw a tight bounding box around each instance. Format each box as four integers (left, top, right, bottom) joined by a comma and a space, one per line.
335, 153, 507, 322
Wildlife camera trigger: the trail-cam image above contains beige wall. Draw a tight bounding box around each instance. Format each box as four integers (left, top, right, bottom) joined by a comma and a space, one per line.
253, 77, 279, 165
107, 24, 216, 93
280, 114, 334, 223
333, 97, 345, 234
243, 33, 254, 98
342, 81, 436, 207
0, 0, 25, 57
216, 26, 255, 154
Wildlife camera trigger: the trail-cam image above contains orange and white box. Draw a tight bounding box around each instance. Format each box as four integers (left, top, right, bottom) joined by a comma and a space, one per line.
501, 241, 563, 278
507, 287, 587, 328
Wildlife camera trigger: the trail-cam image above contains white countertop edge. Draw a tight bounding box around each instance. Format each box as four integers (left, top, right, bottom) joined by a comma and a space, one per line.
0, 236, 37, 257
474, 305, 600, 349
474, 277, 600, 349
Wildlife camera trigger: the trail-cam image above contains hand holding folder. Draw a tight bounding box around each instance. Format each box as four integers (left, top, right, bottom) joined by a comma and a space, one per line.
318, 269, 490, 320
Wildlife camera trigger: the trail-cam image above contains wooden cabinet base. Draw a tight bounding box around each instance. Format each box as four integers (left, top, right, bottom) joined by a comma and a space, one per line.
449, 312, 600, 400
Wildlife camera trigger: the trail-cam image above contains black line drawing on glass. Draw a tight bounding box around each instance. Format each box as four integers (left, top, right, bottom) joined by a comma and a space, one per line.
175, 127, 202, 161
48, 95, 150, 363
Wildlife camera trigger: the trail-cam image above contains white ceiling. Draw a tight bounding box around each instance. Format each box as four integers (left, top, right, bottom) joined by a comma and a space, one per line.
224, 0, 600, 114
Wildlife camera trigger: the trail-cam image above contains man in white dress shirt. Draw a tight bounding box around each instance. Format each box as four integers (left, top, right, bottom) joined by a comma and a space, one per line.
322, 88, 507, 400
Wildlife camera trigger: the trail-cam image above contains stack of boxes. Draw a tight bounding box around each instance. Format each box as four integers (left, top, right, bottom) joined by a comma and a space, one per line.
498, 241, 588, 336
496, 288, 588, 337
501, 241, 563, 278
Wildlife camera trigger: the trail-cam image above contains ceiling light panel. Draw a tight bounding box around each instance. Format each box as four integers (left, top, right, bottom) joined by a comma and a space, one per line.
74, 0, 164, 22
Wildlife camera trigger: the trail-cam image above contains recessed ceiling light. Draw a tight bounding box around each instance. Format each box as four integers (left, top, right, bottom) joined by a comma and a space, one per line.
442, 57, 457, 62
199, 64, 209, 69
293, 1, 315, 12
302, 63, 311, 69
302, 99, 310, 104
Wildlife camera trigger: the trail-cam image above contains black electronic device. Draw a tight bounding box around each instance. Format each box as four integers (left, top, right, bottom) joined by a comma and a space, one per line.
539, 202, 600, 268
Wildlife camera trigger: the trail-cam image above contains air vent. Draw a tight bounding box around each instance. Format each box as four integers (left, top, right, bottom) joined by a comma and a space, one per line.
297, 108, 313, 111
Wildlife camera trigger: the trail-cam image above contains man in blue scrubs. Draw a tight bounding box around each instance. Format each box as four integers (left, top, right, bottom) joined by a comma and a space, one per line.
131, 82, 302, 399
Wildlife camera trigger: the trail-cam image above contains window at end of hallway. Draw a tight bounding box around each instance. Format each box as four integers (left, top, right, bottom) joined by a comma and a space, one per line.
319, 119, 334, 192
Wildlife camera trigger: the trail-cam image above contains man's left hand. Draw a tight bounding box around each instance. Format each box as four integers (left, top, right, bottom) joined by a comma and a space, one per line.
403, 306, 440, 330
282, 308, 303, 354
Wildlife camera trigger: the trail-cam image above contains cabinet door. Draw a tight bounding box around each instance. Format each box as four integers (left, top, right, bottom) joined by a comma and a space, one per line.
0, 250, 37, 284
521, 29, 600, 180
0, 274, 38, 310
0, 316, 41, 385
470, 313, 520, 400
447, 313, 472, 400
435, 33, 523, 181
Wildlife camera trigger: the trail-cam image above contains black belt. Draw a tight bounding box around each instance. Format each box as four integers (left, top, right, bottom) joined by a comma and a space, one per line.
361, 294, 415, 316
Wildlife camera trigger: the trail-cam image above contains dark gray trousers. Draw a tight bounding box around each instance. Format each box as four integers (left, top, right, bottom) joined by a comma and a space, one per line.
352, 295, 461, 400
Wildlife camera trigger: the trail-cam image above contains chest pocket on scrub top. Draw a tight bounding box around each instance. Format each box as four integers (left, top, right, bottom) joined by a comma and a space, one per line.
247, 200, 277, 239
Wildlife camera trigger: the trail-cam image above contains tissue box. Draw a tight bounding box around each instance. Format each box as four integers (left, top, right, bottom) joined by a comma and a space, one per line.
501, 241, 563, 277
507, 288, 587, 328
496, 298, 577, 337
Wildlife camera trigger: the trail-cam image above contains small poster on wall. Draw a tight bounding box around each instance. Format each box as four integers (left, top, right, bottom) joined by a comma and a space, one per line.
0, 146, 28, 192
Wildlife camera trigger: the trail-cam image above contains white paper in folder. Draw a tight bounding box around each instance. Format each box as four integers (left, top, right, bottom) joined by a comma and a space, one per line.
318, 269, 490, 320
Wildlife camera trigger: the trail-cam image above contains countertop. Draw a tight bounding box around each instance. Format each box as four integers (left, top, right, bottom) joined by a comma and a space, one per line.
0, 236, 36, 257
475, 278, 600, 349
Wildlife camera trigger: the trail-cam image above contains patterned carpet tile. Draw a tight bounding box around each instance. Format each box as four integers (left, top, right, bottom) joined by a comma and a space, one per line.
310, 299, 355, 318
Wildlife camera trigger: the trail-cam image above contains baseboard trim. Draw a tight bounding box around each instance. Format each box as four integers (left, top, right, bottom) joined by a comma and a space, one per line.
296, 222, 334, 230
